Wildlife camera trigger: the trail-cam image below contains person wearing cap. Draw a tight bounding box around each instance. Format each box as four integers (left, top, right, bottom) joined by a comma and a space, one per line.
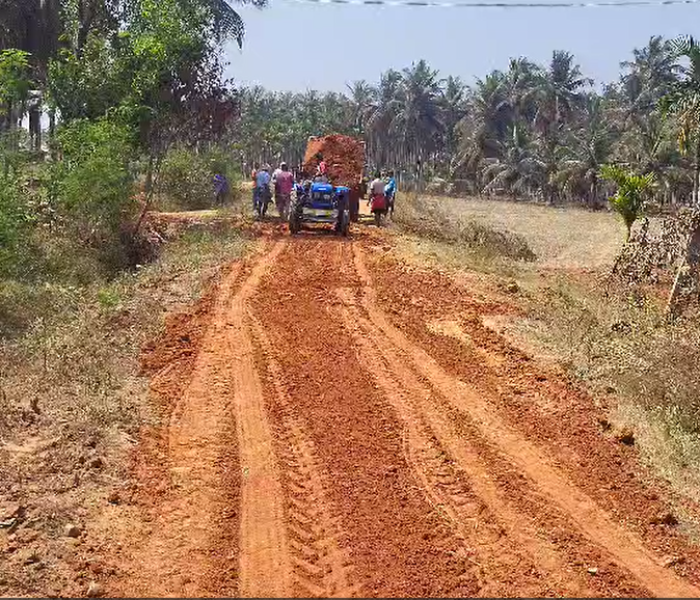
274, 162, 294, 220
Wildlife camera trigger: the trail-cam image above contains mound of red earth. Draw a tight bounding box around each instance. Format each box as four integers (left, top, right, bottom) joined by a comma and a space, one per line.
303, 134, 365, 188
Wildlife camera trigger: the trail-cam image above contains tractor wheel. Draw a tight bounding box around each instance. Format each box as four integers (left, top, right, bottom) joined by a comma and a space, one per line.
335, 210, 349, 236
340, 210, 350, 237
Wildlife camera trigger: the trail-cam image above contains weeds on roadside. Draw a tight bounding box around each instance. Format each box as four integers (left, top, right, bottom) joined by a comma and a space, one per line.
525, 277, 700, 499
0, 223, 250, 595
393, 193, 537, 262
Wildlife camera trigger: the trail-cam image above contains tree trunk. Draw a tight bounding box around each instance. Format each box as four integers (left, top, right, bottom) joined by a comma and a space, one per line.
29, 105, 42, 153
591, 174, 598, 208
145, 154, 155, 196
49, 109, 57, 160
695, 136, 700, 206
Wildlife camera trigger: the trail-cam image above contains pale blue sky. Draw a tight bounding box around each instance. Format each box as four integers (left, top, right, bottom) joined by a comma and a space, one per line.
223, 0, 695, 92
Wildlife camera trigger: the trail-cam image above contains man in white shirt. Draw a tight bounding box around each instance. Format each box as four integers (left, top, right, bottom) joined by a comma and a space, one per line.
369, 170, 387, 225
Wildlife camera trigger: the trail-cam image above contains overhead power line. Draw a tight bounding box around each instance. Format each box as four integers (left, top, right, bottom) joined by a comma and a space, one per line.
285, 0, 699, 7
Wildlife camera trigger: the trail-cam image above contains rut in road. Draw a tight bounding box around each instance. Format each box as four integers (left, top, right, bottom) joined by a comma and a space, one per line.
335, 287, 598, 597
112, 259, 250, 597
251, 237, 477, 597
350, 243, 700, 598
250, 314, 359, 598
227, 241, 291, 598
111, 242, 292, 598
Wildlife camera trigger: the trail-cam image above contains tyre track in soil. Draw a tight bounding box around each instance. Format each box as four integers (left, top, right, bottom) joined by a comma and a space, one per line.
112, 259, 248, 597
334, 288, 600, 597
117, 226, 700, 598
225, 240, 291, 599
351, 243, 700, 598
112, 241, 291, 598
249, 314, 360, 598
250, 236, 477, 597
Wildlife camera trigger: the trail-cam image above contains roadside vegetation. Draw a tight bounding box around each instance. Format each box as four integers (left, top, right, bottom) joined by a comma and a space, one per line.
235, 36, 700, 210
0, 1, 254, 595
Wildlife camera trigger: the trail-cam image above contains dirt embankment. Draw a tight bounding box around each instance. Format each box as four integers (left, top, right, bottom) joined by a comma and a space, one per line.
302, 134, 365, 188
89, 228, 700, 598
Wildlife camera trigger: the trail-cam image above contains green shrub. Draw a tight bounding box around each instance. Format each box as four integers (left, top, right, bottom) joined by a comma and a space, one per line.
53, 118, 137, 269
0, 174, 33, 277
158, 149, 213, 210
158, 148, 240, 210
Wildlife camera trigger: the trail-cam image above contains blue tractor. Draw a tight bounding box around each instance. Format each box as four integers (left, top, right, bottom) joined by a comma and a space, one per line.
289, 181, 351, 236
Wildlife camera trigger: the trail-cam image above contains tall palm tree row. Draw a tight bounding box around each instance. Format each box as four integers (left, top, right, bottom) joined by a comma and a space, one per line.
235, 38, 700, 205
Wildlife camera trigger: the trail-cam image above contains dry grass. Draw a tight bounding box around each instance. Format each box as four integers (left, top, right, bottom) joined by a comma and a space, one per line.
393, 194, 537, 266
415, 194, 627, 269
0, 219, 251, 597
519, 276, 700, 500
396, 194, 700, 502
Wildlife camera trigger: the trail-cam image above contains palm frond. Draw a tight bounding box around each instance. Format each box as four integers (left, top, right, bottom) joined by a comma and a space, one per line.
208, 0, 266, 48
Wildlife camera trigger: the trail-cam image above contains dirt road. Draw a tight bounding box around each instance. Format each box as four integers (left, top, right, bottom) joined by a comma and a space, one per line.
110, 228, 700, 598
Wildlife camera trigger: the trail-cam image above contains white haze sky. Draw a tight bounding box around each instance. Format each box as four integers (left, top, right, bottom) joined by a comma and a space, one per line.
223, 0, 695, 92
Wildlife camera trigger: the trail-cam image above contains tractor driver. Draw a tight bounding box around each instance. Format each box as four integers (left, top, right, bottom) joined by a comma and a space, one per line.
315, 153, 329, 183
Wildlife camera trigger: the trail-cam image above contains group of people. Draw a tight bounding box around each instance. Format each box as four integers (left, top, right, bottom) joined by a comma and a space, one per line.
366, 170, 397, 223
250, 158, 398, 226
251, 162, 295, 218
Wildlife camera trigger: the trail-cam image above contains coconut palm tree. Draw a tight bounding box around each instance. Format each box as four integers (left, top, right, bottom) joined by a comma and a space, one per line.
441, 75, 467, 173
390, 60, 445, 171
207, 0, 268, 48
536, 50, 592, 131
366, 68, 401, 168
346, 79, 375, 137
500, 57, 542, 127
480, 124, 545, 199
622, 35, 678, 114
553, 95, 615, 205
660, 35, 700, 204
456, 71, 508, 178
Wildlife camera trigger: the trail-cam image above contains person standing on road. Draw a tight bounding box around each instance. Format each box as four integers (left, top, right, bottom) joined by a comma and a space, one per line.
272, 162, 282, 186
350, 175, 366, 223
274, 162, 294, 220
214, 173, 229, 206
384, 170, 397, 218
251, 162, 261, 208
369, 170, 387, 225
255, 164, 271, 217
